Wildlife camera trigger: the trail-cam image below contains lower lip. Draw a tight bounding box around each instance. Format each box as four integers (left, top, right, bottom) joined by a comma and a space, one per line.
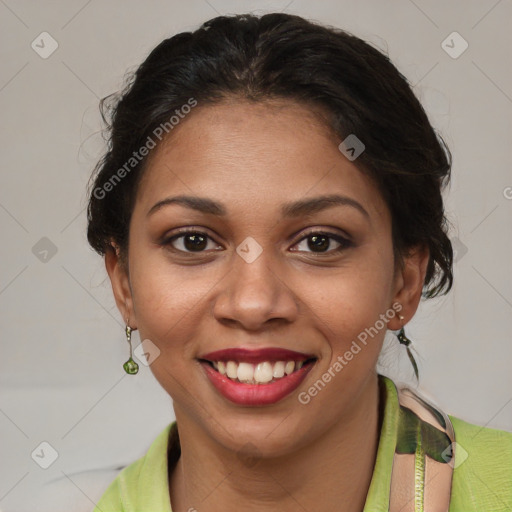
200, 361, 315, 406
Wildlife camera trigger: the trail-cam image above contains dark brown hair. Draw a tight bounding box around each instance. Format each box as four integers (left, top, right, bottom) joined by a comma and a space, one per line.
87, 12, 453, 298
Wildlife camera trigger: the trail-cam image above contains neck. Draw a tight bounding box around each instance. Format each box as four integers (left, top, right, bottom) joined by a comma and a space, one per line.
170, 374, 382, 512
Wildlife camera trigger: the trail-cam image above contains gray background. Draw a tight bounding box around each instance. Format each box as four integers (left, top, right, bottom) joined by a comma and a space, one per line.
1, 1, 511, 511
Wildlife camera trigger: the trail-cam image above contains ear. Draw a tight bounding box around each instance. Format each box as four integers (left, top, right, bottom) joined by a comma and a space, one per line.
105, 242, 137, 329
387, 244, 429, 330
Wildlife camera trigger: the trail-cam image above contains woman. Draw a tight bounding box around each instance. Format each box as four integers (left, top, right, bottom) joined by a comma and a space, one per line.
87, 13, 511, 512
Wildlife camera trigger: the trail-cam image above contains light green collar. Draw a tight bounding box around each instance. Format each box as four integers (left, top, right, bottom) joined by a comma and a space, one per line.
363, 375, 399, 511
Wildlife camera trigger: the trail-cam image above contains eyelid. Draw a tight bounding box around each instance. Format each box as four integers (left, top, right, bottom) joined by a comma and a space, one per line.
293, 226, 352, 243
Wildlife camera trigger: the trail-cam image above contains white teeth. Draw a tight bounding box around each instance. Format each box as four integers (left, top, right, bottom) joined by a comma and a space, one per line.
285, 361, 295, 375
254, 362, 273, 383
237, 362, 254, 383
226, 361, 238, 379
211, 359, 310, 384
273, 361, 285, 378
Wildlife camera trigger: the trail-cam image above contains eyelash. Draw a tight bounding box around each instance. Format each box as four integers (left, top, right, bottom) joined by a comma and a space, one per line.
161, 228, 353, 255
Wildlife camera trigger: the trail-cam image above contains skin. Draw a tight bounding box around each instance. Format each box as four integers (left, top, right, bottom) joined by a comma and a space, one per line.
106, 98, 429, 512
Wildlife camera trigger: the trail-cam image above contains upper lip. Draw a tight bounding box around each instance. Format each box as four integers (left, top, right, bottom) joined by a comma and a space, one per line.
199, 348, 316, 364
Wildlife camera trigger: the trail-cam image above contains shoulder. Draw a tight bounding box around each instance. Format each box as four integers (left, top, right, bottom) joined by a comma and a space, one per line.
450, 414, 512, 468
449, 415, 512, 511
93, 423, 174, 512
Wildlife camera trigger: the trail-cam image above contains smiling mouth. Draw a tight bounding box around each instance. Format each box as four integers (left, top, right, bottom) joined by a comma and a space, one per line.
199, 358, 317, 385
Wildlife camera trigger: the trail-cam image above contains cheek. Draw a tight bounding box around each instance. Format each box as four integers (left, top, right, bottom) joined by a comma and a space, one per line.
127, 245, 243, 379
127, 257, 211, 393
128, 250, 210, 348
130, 247, 196, 340
303, 246, 395, 357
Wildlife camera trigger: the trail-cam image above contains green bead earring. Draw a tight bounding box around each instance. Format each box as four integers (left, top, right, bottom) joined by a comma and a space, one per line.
123, 325, 139, 375
397, 314, 419, 381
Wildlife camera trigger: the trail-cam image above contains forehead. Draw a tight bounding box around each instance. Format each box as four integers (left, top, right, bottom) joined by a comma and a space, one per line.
134, 99, 388, 221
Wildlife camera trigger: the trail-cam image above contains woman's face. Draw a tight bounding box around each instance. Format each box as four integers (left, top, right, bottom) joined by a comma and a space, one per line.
107, 99, 426, 456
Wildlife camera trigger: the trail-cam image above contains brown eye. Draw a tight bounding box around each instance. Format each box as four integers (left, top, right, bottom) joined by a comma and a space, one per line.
293, 232, 352, 254
307, 234, 330, 252
165, 231, 220, 253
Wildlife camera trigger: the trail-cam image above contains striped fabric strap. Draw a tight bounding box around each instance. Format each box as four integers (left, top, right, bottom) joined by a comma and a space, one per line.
389, 383, 456, 512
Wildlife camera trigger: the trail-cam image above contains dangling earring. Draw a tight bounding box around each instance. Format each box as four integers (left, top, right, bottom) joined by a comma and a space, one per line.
397, 314, 419, 380
123, 325, 139, 375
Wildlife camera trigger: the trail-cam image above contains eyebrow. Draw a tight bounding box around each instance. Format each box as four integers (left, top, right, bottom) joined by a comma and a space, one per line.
147, 194, 369, 219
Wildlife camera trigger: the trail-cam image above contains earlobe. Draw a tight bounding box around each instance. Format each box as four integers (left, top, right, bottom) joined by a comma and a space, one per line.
388, 245, 429, 330
104, 242, 137, 329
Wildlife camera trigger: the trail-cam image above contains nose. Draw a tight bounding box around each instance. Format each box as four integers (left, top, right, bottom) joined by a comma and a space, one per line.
212, 246, 299, 332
